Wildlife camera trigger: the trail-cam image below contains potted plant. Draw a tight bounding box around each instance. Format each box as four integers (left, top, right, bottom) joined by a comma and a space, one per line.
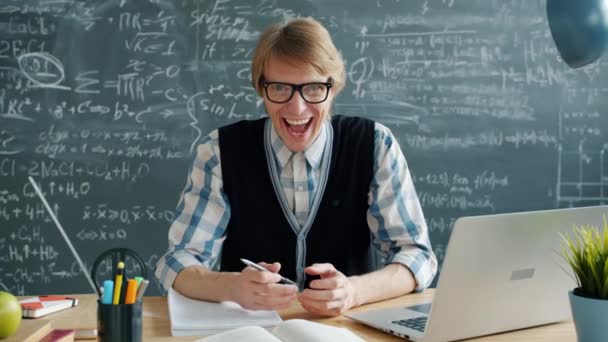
561, 215, 608, 342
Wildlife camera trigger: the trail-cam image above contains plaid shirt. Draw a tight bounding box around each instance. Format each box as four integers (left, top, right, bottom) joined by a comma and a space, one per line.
155, 119, 437, 292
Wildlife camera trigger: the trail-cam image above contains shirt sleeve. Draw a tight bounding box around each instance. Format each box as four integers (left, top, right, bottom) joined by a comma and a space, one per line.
367, 122, 438, 290
154, 130, 231, 293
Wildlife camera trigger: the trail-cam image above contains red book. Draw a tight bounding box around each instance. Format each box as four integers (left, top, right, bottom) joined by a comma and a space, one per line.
19, 295, 79, 318
40, 329, 75, 342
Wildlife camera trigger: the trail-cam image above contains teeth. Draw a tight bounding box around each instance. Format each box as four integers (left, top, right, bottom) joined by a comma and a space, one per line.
285, 118, 311, 126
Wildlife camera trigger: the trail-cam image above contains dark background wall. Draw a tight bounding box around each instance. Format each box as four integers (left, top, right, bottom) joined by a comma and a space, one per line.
1, 0, 606, 295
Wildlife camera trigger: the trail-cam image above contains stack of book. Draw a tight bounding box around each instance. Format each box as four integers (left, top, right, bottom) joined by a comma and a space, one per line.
19, 295, 78, 318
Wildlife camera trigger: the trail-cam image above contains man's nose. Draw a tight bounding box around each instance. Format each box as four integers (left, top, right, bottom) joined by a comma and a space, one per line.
285, 90, 308, 114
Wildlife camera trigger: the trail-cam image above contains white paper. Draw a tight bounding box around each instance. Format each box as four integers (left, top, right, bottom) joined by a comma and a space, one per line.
196, 319, 366, 342
168, 288, 283, 336
199, 326, 282, 342
272, 319, 366, 342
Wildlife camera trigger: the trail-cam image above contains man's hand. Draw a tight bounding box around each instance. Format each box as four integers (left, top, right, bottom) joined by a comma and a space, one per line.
230, 262, 298, 310
297, 263, 358, 316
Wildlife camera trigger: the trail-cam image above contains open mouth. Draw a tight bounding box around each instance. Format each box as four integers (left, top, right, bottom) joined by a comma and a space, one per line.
283, 117, 312, 136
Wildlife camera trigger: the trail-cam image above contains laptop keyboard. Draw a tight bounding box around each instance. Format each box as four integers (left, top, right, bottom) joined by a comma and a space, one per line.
392, 316, 428, 332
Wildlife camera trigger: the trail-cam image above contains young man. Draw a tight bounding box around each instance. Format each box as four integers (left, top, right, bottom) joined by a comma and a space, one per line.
155, 17, 437, 316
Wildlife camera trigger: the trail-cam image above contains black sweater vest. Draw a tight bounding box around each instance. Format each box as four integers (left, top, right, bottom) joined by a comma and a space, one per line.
218, 115, 375, 286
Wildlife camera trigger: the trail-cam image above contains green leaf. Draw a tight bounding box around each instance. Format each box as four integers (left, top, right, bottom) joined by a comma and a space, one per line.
602, 258, 608, 298
560, 219, 608, 299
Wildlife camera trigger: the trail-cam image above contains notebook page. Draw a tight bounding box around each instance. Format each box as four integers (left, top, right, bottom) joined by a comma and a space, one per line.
198, 326, 282, 342
272, 319, 366, 342
168, 288, 282, 332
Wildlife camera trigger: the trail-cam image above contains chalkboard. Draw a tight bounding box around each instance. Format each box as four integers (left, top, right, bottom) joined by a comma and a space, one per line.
1, 0, 607, 296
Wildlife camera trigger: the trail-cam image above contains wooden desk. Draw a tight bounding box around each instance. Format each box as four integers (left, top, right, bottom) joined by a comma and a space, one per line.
25, 289, 576, 341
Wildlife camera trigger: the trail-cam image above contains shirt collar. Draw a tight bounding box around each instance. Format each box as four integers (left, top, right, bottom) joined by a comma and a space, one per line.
270, 119, 328, 169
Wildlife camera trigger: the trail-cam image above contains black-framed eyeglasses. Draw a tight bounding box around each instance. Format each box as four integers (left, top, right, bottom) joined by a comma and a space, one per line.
262, 78, 333, 104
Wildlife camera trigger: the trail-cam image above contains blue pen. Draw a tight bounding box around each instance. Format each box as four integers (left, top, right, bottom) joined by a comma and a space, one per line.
102, 280, 114, 304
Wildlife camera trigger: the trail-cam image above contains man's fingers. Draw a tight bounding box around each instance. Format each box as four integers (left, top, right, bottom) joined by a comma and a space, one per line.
259, 261, 281, 273
251, 282, 299, 296
242, 267, 282, 284
305, 263, 338, 278
299, 288, 345, 301
308, 276, 345, 290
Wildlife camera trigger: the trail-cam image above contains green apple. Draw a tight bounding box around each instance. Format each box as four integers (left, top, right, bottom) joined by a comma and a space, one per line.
0, 291, 22, 338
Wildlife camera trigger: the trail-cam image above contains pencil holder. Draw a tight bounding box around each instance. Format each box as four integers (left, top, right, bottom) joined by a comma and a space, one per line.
97, 300, 142, 342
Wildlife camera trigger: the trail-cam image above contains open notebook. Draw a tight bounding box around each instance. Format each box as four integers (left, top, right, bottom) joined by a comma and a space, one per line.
168, 288, 283, 336
198, 319, 366, 342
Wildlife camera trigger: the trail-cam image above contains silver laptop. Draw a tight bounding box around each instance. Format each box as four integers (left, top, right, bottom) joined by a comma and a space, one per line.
346, 205, 608, 341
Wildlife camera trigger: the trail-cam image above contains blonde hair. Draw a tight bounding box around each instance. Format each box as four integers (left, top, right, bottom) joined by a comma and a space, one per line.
251, 17, 346, 97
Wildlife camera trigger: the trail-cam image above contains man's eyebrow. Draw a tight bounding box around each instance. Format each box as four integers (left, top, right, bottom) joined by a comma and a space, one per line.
264, 80, 329, 84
